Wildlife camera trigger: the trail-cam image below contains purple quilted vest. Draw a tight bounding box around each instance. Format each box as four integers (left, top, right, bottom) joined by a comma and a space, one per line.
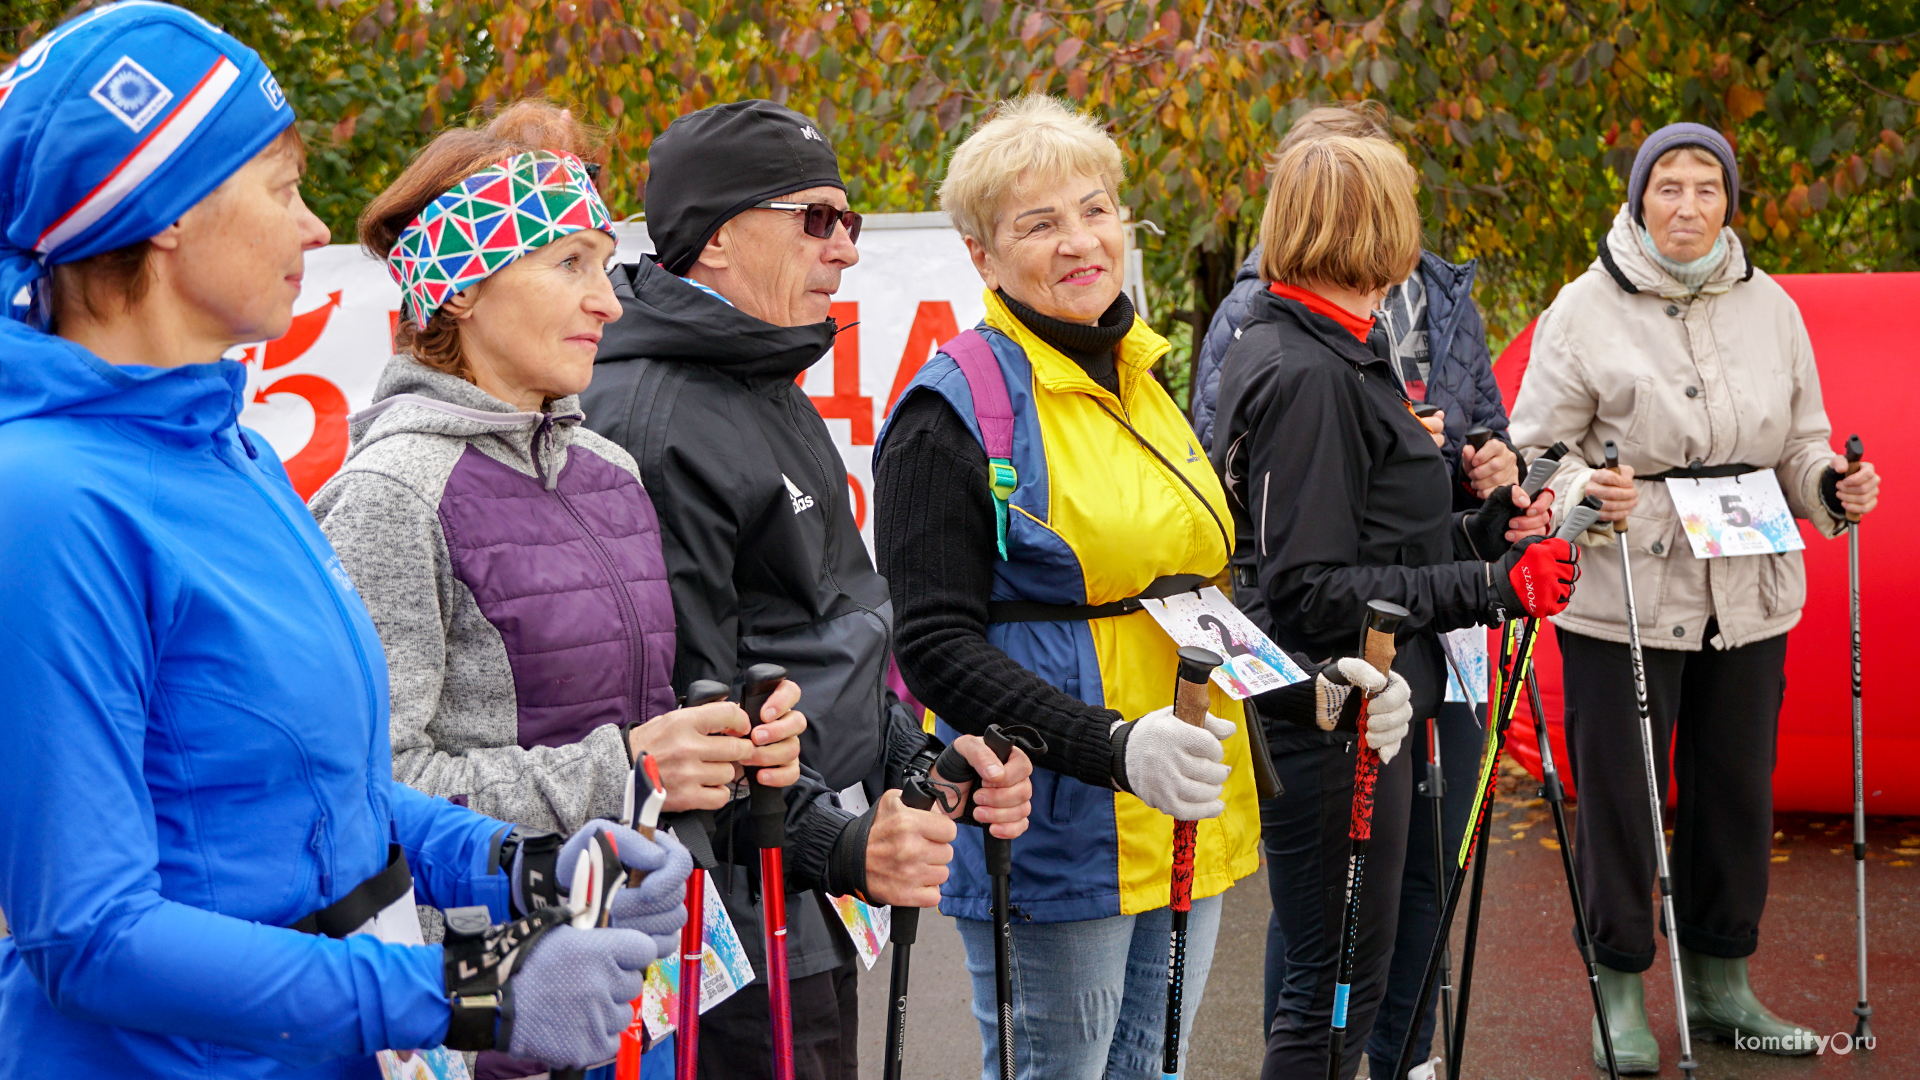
437, 439, 676, 747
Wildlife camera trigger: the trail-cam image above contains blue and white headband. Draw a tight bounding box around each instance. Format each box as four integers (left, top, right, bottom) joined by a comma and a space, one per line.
0, 2, 293, 329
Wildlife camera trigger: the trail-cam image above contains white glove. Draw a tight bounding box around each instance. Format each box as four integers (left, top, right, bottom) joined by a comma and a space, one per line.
1316, 657, 1414, 765
1112, 706, 1235, 819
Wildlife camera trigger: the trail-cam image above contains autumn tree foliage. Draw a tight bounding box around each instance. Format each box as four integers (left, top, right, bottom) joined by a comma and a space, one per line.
10, 0, 1919, 381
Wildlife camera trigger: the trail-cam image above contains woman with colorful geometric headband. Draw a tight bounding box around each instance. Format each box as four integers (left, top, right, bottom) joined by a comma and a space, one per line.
311, 100, 814, 1078
0, 5, 688, 1079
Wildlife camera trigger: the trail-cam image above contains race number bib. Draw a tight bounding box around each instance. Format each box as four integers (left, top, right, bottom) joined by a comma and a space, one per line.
1140, 585, 1309, 699
1441, 627, 1489, 706
1666, 470, 1805, 558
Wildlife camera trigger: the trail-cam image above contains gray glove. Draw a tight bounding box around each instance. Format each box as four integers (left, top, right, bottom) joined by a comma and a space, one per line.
557, 820, 693, 957
1111, 706, 1235, 819
1313, 657, 1414, 764
504, 925, 654, 1069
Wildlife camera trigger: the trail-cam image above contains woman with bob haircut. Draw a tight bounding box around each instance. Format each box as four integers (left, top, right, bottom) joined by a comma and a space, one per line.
0, 6, 684, 1078
1209, 134, 1572, 1080
874, 96, 1409, 1080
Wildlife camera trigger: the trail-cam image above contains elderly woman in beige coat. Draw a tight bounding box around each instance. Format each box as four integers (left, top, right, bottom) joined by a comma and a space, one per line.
1510, 122, 1879, 1074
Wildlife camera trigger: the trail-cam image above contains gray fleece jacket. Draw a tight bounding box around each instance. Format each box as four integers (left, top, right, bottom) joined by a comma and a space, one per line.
309, 356, 676, 835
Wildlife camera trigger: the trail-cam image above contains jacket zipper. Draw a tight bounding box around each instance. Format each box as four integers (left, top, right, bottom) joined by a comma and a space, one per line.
782, 391, 891, 754
226, 441, 384, 889
553, 484, 649, 724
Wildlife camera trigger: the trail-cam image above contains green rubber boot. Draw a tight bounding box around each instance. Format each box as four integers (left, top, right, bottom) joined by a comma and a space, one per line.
1680, 949, 1818, 1055
1592, 965, 1661, 1075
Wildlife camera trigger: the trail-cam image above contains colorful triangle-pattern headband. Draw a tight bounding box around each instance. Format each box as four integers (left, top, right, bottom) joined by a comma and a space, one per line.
385, 149, 614, 329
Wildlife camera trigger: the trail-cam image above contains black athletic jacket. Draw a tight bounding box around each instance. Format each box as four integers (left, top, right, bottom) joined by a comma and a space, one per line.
1211, 289, 1504, 746
583, 258, 925, 980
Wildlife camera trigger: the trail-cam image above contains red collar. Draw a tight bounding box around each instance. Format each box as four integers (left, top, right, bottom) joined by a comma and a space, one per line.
1269, 281, 1375, 343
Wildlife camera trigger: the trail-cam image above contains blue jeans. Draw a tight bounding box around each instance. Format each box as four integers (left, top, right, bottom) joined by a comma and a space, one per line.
954, 895, 1224, 1080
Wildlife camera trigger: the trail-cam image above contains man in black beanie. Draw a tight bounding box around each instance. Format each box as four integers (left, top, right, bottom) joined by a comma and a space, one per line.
582, 101, 1035, 1080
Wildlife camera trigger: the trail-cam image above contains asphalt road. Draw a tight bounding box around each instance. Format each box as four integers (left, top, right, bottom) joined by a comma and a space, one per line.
857, 759, 1918, 1079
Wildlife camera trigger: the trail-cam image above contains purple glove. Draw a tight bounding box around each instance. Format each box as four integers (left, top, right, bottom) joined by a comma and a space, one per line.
504, 925, 653, 1069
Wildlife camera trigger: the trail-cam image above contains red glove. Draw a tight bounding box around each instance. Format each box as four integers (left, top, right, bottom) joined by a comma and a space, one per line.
1493, 536, 1580, 618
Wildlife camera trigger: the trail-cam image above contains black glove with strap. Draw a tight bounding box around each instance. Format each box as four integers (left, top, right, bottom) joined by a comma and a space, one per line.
1491, 535, 1580, 620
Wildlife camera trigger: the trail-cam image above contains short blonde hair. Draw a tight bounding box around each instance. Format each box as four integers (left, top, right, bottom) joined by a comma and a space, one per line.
939, 96, 1124, 250
1259, 135, 1420, 294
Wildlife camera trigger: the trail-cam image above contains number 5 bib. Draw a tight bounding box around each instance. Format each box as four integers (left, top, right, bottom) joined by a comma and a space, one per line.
1665, 469, 1806, 558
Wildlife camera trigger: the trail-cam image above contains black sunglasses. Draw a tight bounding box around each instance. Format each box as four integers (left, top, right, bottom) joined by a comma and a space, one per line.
754, 200, 863, 244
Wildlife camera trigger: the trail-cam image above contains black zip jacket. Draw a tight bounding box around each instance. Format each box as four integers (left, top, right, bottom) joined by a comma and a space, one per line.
1211, 290, 1503, 744
582, 258, 924, 980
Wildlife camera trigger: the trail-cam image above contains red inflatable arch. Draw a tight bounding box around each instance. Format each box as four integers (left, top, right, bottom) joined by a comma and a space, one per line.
1495, 273, 1918, 815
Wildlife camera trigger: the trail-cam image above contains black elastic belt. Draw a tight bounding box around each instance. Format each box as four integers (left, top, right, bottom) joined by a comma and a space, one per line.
987, 574, 1208, 624
1639, 463, 1760, 482
291, 844, 411, 939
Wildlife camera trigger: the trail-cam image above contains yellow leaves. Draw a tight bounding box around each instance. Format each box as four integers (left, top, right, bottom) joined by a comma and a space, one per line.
1907, 69, 1920, 100
1466, 95, 1484, 121
1726, 83, 1766, 122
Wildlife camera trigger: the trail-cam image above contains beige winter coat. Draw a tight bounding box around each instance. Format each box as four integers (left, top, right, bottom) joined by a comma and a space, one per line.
1510, 205, 1844, 651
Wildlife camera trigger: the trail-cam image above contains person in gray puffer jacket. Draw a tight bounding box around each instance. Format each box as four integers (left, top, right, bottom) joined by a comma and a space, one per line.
313, 354, 684, 831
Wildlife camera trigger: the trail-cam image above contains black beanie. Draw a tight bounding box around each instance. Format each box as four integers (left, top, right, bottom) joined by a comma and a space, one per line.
644, 100, 845, 275
1627, 122, 1740, 228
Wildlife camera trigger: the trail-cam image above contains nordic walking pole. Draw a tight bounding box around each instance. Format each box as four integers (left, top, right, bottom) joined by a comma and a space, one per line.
741, 663, 795, 1080
916, 724, 1047, 1080
1845, 433, 1874, 1045
1394, 487, 1587, 1079
1605, 440, 1698, 1077
884, 774, 941, 1080
1162, 645, 1225, 1080
1516, 498, 1618, 1079
1324, 601, 1411, 1080
671, 680, 731, 1080
1453, 497, 1604, 1074
1420, 715, 1456, 1079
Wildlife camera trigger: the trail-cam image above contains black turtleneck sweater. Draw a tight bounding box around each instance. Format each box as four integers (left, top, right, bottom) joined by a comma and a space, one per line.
875, 292, 1138, 789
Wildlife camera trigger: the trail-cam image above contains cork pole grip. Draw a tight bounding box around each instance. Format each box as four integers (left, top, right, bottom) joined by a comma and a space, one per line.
1363, 626, 1397, 677
1174, 672, 1214, 727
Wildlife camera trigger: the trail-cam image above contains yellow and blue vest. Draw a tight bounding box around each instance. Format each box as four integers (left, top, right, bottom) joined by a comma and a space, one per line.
877, 290, 1261, 923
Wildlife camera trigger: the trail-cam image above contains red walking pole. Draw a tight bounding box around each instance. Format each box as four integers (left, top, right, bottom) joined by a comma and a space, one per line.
1161, 645, 1224, 1080
740, 664, 794, 1080
672, 680, 732, 1080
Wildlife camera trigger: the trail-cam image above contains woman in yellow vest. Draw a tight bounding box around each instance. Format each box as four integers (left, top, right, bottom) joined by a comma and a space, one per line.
874, 96, 1404, 1080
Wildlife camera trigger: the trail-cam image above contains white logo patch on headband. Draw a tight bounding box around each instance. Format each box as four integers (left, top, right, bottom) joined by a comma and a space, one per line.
259, 72, 285, 111
89, 56, 173, 132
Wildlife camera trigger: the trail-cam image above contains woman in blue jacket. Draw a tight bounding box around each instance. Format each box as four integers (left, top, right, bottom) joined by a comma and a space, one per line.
0, 6, 686, 1077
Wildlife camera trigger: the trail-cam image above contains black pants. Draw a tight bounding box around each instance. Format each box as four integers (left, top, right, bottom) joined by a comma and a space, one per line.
1258, 734, 1414, 1080
694, 961, 859, 1080
1558, 624, 1787, 972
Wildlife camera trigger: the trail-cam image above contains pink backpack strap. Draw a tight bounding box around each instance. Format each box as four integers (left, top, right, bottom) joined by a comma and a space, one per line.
940, 329, 1017, 559
942, 329, 1013, 459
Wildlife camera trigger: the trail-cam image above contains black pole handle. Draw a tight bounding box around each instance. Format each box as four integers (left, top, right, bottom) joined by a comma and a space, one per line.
1464, 425, 1494, 452
741, 664, 788, 850
685, 679, 731, 707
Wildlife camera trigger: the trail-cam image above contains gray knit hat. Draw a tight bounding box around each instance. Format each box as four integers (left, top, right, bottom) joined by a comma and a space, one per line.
1628, 122, 1739, 227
